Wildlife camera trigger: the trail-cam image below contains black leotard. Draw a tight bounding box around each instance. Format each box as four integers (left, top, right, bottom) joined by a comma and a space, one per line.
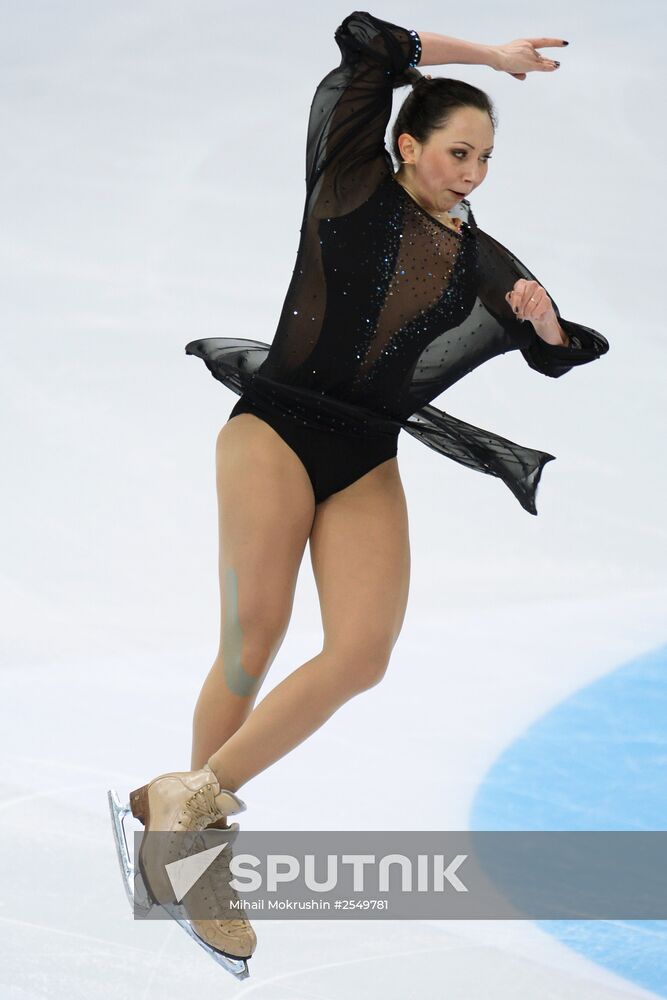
185, 10, 609, 514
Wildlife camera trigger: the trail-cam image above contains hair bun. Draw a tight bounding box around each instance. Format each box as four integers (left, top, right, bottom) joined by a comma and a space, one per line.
396, 68, 434, 90
397, 67, 422, 89
411, 72, 433, 91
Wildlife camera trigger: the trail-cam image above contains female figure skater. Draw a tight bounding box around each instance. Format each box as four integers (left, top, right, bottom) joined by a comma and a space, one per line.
115, 10, 608, 977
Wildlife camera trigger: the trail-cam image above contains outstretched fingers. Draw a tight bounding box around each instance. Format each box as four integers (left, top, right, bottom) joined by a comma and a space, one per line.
528, 37, 570, 49
498, 37, 568, 80
531, 37, 568, 71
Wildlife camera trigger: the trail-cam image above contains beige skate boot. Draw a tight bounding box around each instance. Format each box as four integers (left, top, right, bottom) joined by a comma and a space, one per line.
128, 759, 252, 958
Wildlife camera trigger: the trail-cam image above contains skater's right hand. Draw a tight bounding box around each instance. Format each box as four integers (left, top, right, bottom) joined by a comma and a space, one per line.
491, 38, 567, 81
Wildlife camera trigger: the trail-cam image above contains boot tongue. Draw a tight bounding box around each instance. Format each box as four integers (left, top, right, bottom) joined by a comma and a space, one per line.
201, 762, 221, 794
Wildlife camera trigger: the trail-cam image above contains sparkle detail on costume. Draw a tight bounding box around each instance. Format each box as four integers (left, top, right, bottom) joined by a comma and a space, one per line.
408, 29, 422, 67
185, 10, 609, 514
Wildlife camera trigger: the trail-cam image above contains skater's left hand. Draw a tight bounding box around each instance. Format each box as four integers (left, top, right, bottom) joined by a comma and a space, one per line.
505, 279, 559, 340
492, 38, 565, 81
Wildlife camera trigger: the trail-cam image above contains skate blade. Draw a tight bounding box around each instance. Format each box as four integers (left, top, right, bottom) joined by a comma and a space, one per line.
107, 788, 250, 980
164, 906, 251, 980
107, 788, 155, 917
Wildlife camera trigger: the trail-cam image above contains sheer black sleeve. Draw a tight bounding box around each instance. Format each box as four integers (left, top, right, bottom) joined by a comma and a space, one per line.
305, 10, 422, 219
475, 227, 610, 378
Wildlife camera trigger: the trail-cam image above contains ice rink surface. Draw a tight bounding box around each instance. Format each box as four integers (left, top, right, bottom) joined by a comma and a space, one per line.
1, 1, 665, 997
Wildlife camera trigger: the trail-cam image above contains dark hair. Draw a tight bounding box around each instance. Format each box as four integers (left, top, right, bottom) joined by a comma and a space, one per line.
391, 68, 498, 168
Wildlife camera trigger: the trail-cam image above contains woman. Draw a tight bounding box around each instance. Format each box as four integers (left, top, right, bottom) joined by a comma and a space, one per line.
119, 10, 609, 975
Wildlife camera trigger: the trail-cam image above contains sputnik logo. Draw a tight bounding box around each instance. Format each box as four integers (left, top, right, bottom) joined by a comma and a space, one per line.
165, 841, 229, 902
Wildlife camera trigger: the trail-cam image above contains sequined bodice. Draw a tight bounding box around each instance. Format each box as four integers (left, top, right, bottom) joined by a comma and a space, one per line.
259, 168, 489, 418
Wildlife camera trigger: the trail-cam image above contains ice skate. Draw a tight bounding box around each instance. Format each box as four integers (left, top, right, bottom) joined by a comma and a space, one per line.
107, 760, 253, 980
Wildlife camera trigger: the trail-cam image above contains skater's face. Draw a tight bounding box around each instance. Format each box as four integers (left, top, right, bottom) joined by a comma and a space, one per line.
395, 106, 494, 212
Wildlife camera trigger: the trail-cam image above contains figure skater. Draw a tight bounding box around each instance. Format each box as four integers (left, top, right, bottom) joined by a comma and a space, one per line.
110, 10, 608, 978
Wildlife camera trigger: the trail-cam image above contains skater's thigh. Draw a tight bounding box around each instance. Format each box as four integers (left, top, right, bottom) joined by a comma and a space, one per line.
214, 413, 316, 657
308, 457, 411, 667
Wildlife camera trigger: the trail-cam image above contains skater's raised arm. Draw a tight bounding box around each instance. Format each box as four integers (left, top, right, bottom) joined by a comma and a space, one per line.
305, 11, 421, 219
417, 31, 567, 80
305, 12, 568, 222
416, 33, 498, 70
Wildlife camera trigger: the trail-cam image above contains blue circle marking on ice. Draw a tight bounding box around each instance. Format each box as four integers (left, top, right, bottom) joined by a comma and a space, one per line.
470, 642, 667, 997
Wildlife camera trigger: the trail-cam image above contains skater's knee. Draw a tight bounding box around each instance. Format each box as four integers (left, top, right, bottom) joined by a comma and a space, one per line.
215, 628, 284, 699
325, 635, 395, 692
221, 565, 292, 655
237, 600, 290, 651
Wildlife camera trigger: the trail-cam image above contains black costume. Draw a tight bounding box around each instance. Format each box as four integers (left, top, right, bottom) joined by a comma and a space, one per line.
185, 10, 609, 514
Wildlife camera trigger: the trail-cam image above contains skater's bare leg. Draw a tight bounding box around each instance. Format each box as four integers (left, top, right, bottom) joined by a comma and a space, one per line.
207, 457, 411, 792
190, 414, 316, 774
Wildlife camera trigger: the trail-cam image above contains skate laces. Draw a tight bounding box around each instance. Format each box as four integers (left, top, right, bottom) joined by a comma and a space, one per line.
178, 782, 222, 830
